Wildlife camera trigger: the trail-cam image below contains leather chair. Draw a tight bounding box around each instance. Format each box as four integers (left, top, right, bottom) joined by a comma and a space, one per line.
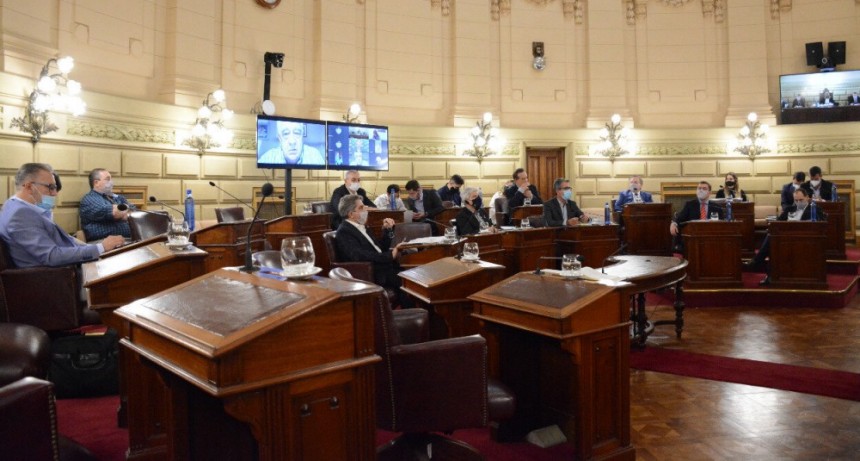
0, 323, 96, 461
392, 222, 432, 244
322, 231, 400, 306
0, 241, 97, 332
328, 268, 516, 461
494, 196, 509, 226
526, 214, 546, 228
441, 200, 455, 209
214, 206, 245, 223
252, 250, 282, 269
127, 210, 170, 241
310, 201, 332, 214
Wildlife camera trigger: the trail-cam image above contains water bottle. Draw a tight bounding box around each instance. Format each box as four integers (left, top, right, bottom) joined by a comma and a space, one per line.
726, 199, 733, 221
810, 200, 817, 222
184, 189, 195, 231
390, 190, 397, 211
604, 202, 611, 225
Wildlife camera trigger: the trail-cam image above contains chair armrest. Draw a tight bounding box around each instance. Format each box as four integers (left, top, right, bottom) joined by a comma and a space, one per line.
392, 308, 429, 344
0, 377, 58, 461
1, 266, 80, 331
388, 335, 488, 432
331, 262, 374, 283
0, 324, 51, 386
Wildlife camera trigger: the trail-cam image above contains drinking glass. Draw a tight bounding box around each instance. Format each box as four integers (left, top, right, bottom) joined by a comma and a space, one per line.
444, 227, 457, 242
281, 236, 315, 276
521, 217, 531, 229
709, 211, 719, 220
479, 219, 490, 233
524, 198, 532, 206
167, 219, 190, 246
462, 242, 479, 261
562, 254, 582, 277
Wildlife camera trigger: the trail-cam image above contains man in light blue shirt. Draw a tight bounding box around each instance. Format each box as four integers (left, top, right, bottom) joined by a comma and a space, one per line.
0, 163, 125, 268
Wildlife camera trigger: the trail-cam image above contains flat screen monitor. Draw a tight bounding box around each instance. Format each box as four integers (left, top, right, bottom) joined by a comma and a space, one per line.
779, 69, 860, 108
256, 115, 327, 169
326, 122, 389, 171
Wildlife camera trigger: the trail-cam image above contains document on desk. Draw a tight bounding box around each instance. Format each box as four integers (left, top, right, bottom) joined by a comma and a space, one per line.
542, 267, 625, 286
400, 236, 450, 246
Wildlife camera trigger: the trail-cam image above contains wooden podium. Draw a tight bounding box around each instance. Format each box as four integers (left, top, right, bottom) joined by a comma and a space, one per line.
265, 213, 332, 271
398, 239, 460, 268
191, 220, 266, 272
501, 227, 556, 277
509, 205, 544, 227
768, 221, 828, 289
399, 257, 505, 339
470, 273, 634, 461
817, 201, 846, 259
681, 220, 743, 288
713, 201, 755, 256
621, 203, 673, 256
115, 268, 380, 460
555, 224, 620, 269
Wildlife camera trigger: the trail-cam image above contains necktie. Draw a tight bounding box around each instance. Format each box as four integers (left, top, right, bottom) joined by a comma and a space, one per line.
699, 202, 706, 220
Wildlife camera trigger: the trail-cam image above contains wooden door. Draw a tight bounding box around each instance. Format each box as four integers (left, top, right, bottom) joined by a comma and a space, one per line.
526, 147, 564, 202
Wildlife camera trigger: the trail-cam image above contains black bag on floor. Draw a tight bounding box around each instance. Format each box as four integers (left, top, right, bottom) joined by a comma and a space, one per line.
48, 328, 119, 398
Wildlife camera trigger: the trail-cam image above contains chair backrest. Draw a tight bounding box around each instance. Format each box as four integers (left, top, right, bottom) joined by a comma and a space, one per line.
441, 200, 455, 209
128, 210, 170, 241
214, 207, 245, 223
322, 231, 340, 263
0, 239, 12, 272
527, 214, 546, 228
252, 250, 282, 269
311, 201, 332, 214
0, 323, 51, 386
393, 222, 432, 244
494, 196, 508, 213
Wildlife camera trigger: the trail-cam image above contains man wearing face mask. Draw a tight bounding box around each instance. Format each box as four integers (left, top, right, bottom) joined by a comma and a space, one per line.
669, 182, 723, 252
780, 171, 806, 211
0, 163, 124, 268
614, 175, 653, 212
437, 174, 465, 206
801, 166, 837, 202
455, 186, 495, 235
80, 168, 134, 241
543, 178, 591, 227
745, 188, 826, 285
404, 180, 445, 233
329, 169, 376, 230
334, 194, 405, 296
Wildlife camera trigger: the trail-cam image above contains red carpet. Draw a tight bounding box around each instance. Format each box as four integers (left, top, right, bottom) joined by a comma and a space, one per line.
630, 347, 860, 401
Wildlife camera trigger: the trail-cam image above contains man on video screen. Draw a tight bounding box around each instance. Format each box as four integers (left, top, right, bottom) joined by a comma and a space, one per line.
258, 120, 324, 166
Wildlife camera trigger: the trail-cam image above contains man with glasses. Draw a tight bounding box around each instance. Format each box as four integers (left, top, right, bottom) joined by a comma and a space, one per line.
543, 178, 590, 227
80, 168, 133, 241
0, 163, 124, 268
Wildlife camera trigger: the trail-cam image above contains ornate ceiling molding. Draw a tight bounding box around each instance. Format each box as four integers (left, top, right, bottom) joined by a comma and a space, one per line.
67, 119, 176, 144
770, 0, 792, 19
627, 0, 724, 26
491, 0, 582, 22
430, 0, 451, 16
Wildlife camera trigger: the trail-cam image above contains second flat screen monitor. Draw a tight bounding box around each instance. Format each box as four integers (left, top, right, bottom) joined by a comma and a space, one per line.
327, 122, 389, 171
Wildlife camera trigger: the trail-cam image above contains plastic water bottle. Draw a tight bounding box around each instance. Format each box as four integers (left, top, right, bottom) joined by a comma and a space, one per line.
726, 199, 733, 221
604, 202, 611, 225
810, 200, 817, 222
390, 190, 397, 211
184, 189, 195, 231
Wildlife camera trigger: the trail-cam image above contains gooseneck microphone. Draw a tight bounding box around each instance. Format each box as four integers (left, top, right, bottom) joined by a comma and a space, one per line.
240, 182, 274, 273
148, 196, 186, 221
601, 243, 627, 274
208, 181, 256, 215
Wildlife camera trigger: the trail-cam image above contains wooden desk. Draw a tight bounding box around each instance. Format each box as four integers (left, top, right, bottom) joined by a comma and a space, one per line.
817, 201, 846, 259
768, 221, 828, 289
681, 220, 743, 288
190, 220, 266, 272
555, 224, 620, 269
621, 203, 673, 256
115, 268, 380, 461
265, 213, 332, 271
462, 232, 505, 266
398, 239, 460, 269
509, 205, 544, 227
433, 207, 461, 234
501, 227, 557, 277
399, 257, 505, 339
100, 234, 166, 258
710, 201, 755, 256
470, 272, 635, 461
366, 210, 404, 238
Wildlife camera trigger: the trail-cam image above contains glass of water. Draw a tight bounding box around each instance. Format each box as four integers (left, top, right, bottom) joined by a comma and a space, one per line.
524, 198, 532, 206
521, 217, 531, 229
479, 219, 489, 233
709, 211, 719, 220
462, 242, 479, 261
562, 254, 582, 277
281, 236, 315, 276
444, 226, 457, 242
167, 219, 190, 246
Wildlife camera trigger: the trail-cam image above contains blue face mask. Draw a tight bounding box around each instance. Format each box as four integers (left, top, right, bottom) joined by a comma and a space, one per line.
562, 189, 572, 201
37, 195, 56, 211
471, 197, 483, 209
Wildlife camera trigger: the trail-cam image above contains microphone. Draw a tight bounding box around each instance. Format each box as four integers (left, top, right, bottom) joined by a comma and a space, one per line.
601, 243, 627, 274
208, 181, 256, 215
148, 196, 185, 221
241, 182, 274, 273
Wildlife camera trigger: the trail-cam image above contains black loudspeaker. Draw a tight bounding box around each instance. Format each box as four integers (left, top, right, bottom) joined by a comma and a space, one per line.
828, 41, 846, 65
806, 42, 823, 66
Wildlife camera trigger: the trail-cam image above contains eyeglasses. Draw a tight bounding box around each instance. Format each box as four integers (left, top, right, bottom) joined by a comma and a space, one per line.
32, 182, 58, 192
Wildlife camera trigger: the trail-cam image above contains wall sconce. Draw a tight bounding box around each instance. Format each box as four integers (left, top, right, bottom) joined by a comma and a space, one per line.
343, 103, 362, 123
183, 89, 234, 155
11, 56, 86, 143
464, 112, 504, 163
589, 114, 634, 161
731, 112, 770, 159
532, 42, 546, 71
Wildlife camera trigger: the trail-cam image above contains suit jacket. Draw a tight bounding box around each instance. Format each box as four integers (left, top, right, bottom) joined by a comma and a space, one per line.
329, 184, 375, 230
614, 190, 653, 212
777, 203, 826, 222
504, 184, 543, 209
0, 197, 100, 268
715, 188, 747, 202
780, 183, 798, 210
673, 198, 724, 226
454, 207, 492, 236
801, 179, 837, 201
404, 188, 444, 220
819, 94, 837, 105
792, 97, 806, 108
334, 220, 399, 289
847, 94, 860, 105
543, 198, 586, 227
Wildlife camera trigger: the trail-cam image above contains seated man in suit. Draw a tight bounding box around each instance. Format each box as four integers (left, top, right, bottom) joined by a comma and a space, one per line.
404, 179, 444, 233
614, 175, 653, 212
329, 170, 376, 230
792, 93, 806, 108
455, 186, 495, 236
80, 168, 134, 242
334, 194, 406, 300
819, 88, 837, 106
669, 181, 724, 251
780, 171, 806, 211
543, 178, 590, 227
847, 91, 860, 106
373, 183, 407, 211
504, 168, 543, 209
437, 174, 464, 206
0, 163, 125, 268
745, 188, 825, 285
801, 165, 838, 201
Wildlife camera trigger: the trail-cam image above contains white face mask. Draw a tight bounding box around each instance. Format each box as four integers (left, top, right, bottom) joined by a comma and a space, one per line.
795, 200, 808, 210
696, 190, 710, 200
791, 183, 800, 190
810, 179, 821, 187
347, 182, 361, 192
357, 210, 368, 225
